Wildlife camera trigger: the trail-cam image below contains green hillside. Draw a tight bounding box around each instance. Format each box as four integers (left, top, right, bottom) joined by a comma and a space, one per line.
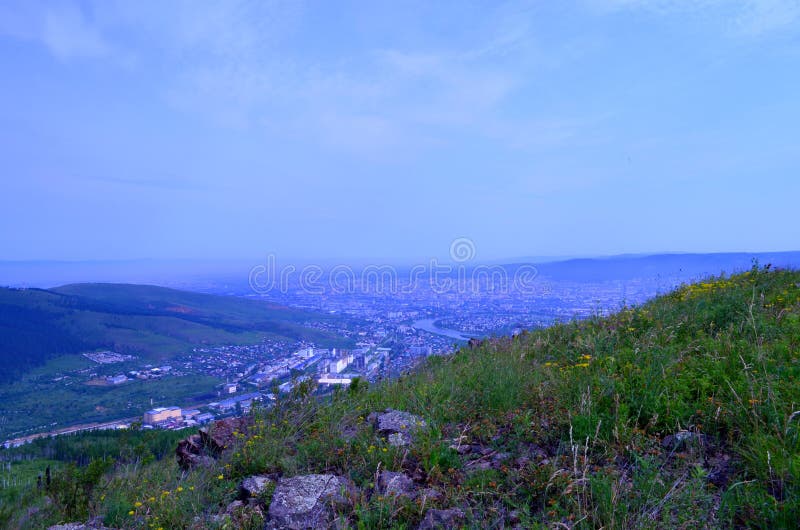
5, 266, 800, 528
0, 283, 347, 382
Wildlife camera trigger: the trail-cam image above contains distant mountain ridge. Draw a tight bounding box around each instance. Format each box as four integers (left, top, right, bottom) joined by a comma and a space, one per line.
2, 251, 800, 289
0, 283, 347, 382
525, 251, 800, 282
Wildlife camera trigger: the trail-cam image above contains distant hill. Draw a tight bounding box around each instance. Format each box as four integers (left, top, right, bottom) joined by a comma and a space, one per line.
0, 283, 347, 382
527, 251, 800, 282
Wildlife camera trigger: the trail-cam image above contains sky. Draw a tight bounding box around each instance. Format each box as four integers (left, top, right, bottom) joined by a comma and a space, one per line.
1, 0, 799, 263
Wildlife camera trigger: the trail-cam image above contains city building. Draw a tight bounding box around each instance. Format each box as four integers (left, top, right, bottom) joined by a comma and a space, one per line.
143, 406, 182, 425
106, 374, 128, 385
223, 383, 237, 394
328, 351, 354, 374
195, 413, 215, 424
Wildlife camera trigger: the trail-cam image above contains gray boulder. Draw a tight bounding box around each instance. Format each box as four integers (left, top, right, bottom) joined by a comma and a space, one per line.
418, 508, 466, 529
239, 474, 275, 505
267, 474, 356, 529
371, 409, 426, 447
377, 471, 416, 498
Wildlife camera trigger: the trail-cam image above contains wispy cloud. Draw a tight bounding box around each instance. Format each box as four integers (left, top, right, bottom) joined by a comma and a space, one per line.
41, 3, 110, 59
0, 1, 118, 60
0, 0, 619, 157
590, 0, 800, 36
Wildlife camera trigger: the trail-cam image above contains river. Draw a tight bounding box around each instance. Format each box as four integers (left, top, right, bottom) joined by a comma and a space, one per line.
411, 319, 474, 341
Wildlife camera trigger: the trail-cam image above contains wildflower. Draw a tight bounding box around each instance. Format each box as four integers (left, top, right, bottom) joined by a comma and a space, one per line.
161, 490, 170, 496
217, 474, 224, 480
148, 497, 156, 502
382, 447, 388, 452
176, 486, 184, 492
128, 510, 135, 516
189, 486, 194, 491
134, 501, 143, 507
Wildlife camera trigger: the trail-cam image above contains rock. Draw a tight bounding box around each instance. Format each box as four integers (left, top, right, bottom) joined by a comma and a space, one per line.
417, 488, 443, 503
515, 456, 531, 468
449, 444, 472, 455
239, 475, 275, 504
388, 432, 411, 447
372, 409, 426, 447
200, 417, 252, 454
377, 471, 416, 498
48, 517, 114, 530
467, 338, 483, 349
225, 500, 245, 514
706, 453, 733, 488
465, 460, 492, 472
661, 431, 706, 450
448, 437, 472, 455
267, 474, 356, 529
176, 433, 215, 470
491, 452, 511, 465
418, 508, 466, 529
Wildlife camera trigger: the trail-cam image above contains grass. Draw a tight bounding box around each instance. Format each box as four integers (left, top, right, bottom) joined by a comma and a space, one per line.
4, 265, 800, 528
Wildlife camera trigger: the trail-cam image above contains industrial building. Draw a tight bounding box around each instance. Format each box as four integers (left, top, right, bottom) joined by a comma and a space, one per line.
143, 406, 182, 425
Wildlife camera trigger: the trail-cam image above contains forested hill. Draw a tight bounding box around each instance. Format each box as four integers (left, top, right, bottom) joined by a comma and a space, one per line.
0, 283, 345, 382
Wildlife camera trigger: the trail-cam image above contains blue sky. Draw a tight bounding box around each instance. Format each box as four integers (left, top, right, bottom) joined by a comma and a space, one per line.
1, 0, 799, 262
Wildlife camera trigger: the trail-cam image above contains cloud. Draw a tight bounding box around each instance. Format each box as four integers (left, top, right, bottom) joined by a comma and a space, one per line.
589, 0, 800, 36
0, 0, 581, 157
41, 3, 110, 59
0, 1, 115, 60
736, 0, 800, 35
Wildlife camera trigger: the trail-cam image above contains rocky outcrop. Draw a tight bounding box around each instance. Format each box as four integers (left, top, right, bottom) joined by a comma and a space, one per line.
176, 417, 252, 469
418, 508, 465, 529
369, 409, 426, 447
175, 433, 215, 470
266, 474, 356, 529
200, 417, 252, 454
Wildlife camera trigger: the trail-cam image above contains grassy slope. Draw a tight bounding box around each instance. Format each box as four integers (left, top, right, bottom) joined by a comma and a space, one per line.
9, 267, 800, 529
